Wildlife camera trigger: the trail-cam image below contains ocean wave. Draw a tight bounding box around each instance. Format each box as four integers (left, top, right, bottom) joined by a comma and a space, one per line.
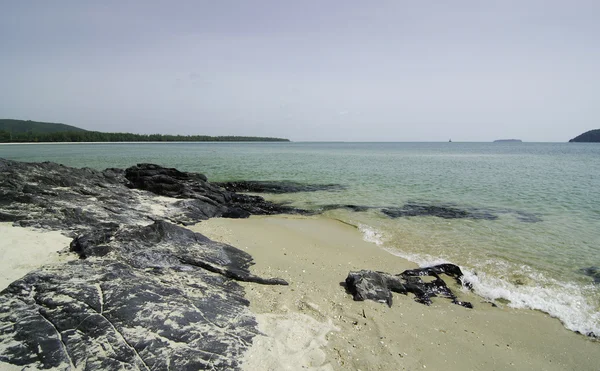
358, 224, 600, 337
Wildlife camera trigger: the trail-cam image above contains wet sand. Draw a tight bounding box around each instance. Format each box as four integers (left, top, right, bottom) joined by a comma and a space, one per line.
191, 215, 600, 371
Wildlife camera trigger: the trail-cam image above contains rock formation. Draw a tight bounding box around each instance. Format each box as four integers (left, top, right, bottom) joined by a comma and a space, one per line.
345, 264, 473, 308
0, 159, 298, 370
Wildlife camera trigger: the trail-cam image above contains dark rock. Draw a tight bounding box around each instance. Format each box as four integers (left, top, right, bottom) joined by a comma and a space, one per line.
0, 159, 305, 369
382, 203, 498, 220
345, 271, 406, 307
125, 163, 306, 219
0, 221, 287, 370
215, 180, 345, 194
320, 204, 373, 212
381, 202, 542, 223
345, 264, 473, 309
0, 159, 306, 235
580, 266, 600, 284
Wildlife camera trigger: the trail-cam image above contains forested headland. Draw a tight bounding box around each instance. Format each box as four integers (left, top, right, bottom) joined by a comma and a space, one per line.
0, 119, 290, 143
569, 129, 600, 143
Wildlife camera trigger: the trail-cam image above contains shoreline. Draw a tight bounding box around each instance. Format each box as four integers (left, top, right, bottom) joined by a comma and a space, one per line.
191, 215, 600, 371
0, 141, 291, 146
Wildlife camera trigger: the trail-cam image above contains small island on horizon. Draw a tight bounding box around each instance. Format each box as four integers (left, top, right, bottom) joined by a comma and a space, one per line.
493, 139, 522, 143
0, 119, 290, 143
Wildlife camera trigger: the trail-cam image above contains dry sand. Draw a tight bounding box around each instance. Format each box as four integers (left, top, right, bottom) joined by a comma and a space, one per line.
191, 215, 600, 371
0, 222, 74, 291
0, 223, 76, 371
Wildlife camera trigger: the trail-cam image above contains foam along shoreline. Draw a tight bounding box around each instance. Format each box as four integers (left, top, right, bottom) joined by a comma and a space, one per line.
0, 222, 75, 291
191, 215, 600, 371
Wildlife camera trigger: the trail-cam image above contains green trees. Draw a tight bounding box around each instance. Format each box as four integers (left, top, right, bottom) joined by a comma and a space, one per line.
0, 130, 289, 143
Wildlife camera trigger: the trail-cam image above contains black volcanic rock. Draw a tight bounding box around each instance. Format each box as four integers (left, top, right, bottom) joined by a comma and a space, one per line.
0, 159, 305, 234
345, 264, 473, 309
569, 129, 600, 142
0, 221, 287, 370
215, 180, 345, 194
0, 159, 304, 369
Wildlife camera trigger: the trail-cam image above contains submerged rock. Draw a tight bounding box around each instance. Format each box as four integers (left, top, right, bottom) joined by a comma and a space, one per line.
381, 202, 541, 223
215, 180, 345, 194
382, 203, 498, 220
0, 221, 287, 370
580, 266, 600, 284
345, 264, 473, 309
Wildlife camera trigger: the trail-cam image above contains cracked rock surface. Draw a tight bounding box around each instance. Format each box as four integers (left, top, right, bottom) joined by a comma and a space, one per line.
1, 221, 287, 370
0, 159, 305, 235
0, 159, 294, 370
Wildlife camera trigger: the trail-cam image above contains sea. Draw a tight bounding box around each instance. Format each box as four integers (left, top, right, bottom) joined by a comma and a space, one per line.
1, 141, 599, 337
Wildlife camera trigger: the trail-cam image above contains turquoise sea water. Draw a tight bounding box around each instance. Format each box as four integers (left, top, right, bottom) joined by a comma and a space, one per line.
1, 142, 599, 336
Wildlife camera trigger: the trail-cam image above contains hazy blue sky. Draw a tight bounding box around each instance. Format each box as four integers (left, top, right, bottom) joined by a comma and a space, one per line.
1, 1, 598, 141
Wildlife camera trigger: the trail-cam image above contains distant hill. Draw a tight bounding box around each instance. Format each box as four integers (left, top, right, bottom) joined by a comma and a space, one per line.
494, 139, 522, 143
0, 118, 290, 143
569, 129, 600, 143
0, 119, 87, 133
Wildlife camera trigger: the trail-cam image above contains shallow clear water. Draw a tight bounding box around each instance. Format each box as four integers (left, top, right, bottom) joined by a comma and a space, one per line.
2, 142, 599, 335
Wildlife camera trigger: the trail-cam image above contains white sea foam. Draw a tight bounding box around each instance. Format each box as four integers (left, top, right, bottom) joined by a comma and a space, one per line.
358, 223, 600, 337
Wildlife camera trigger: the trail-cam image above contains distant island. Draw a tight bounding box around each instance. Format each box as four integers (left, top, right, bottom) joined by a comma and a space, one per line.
494, 139, 522, 143
0, 119, 290, 143
569, 129, 600, 143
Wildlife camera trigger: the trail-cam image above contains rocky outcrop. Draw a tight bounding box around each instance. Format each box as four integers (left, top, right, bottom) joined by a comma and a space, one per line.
0, 159, 305, 234
215, 180, 345, 194
345, 264, 473, 308
0, 159, 301, 370
0, 221, 287, 370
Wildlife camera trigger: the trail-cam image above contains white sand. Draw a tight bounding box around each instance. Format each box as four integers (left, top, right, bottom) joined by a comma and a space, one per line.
191, 215, 600, 371
0, 222, 74, 291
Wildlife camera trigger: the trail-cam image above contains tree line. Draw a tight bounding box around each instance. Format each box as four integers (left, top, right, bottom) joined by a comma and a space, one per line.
0, 130, 290, 143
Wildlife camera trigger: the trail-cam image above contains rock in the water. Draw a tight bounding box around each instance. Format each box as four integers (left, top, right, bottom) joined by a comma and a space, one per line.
0, 221, 287, 370
320, 204, 373, 212
215, 180, 345, 194
382, 203, 498, 220
580, 266, 600, 284
345, 264, 473, 309
381, 202, 542, 223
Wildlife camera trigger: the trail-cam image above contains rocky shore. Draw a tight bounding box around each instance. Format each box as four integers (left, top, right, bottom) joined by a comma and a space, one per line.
1, 159, 596, 370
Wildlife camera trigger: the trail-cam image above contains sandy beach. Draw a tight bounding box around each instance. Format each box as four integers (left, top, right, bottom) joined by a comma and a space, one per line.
191, 215, 600, 371
0, 222, 74, 291
0, 223, 76, 371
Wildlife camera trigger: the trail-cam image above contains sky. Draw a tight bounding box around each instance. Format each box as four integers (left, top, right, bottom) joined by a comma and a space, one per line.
0, 1, 598, 142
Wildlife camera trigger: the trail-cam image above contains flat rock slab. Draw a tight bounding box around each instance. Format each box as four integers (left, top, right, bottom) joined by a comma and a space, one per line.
0, 221, 287, 370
